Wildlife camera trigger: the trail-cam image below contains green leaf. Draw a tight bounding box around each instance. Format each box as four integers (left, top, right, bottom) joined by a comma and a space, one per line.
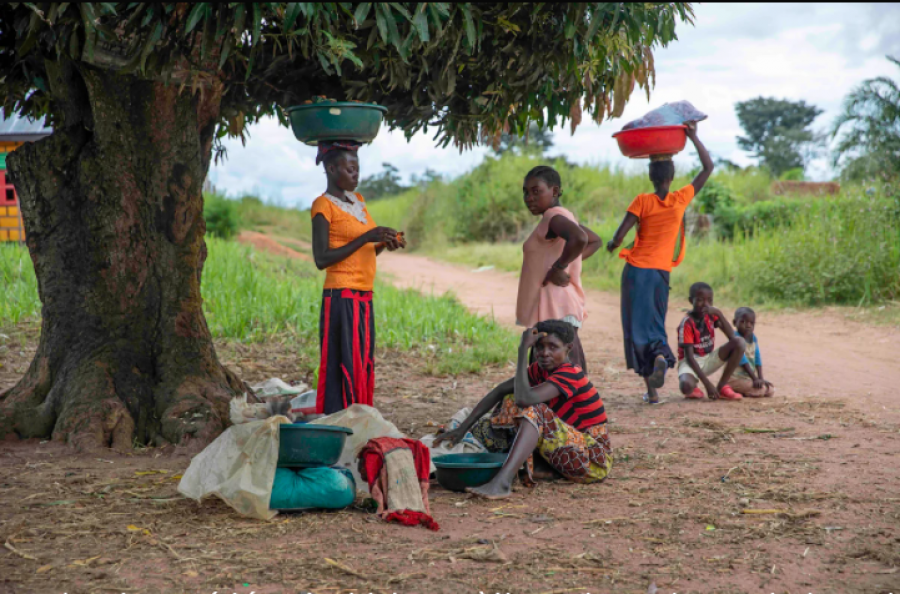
284, 3, 302, 31
353, 2, 372, 26
388, 3, 411, 20
140, 21, 164, 73
251, 3, 262, 46
375, 4, 388, 43
185, 3, 208, 34
218, 35, 235, 70
317, 51, 333, 75
460, 5, 476, 51
234, 4, 246, 35
412, 6, 429, 42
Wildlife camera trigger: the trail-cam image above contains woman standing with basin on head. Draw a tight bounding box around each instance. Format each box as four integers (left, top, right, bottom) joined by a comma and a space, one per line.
310, 140, 405, 415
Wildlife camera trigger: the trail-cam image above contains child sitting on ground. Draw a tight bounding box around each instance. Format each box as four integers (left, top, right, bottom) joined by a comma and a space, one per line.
727, 307, 775, 398
677, 282, 746, 400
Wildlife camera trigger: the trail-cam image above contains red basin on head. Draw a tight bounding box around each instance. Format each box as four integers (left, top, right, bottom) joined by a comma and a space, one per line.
612, 125, 687, 159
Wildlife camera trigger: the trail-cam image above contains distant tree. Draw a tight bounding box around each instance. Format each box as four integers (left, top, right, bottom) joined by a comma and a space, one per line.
735, 97, 823, 177
410, 168, 444, 187
492, 122, 555, 155
357, 163, 410, 200
832, 56, 900, 182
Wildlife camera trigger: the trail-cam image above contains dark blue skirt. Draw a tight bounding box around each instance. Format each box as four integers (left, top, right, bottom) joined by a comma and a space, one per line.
621, 263, 676, 377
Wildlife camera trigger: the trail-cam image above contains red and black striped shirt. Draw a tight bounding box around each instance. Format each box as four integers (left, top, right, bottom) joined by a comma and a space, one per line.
527, 362, 607, 430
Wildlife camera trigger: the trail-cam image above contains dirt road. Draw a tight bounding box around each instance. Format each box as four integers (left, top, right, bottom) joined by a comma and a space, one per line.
379, 251, 900, 418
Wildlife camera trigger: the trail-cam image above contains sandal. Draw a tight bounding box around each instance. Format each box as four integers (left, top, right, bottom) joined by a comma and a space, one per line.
685, 387, 705, 399
642, 393, 661, 405
718, 385, 743, 400
648, 356, 668, 389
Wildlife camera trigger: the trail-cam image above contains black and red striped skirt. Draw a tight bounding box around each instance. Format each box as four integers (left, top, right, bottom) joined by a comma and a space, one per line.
316, 288, 375, 414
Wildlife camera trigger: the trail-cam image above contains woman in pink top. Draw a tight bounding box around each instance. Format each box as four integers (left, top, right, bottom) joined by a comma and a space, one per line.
516, 166, 602, 371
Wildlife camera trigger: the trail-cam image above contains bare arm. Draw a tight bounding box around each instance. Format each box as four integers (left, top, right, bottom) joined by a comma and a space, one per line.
708, 307, 736, 340
312, 214, 397, 270
432, 378, 515, 446
606, 212, 639, 253
686, 122, 714, 194
514, 329, 565, 407
548, 215, 588, 267
580, 225, 602, 260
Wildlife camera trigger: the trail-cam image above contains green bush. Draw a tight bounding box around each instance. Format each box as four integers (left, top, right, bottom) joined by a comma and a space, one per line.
693, 179, 736, 215
204, 193, 239, 239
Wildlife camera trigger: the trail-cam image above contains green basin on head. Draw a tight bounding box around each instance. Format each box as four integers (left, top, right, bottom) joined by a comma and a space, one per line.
277, 423, 353, 468
432, 453, 508, 492
286, 102, 387, 146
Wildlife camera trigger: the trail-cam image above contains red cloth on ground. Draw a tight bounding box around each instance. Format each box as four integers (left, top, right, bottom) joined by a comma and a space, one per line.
358, 437, 439, 531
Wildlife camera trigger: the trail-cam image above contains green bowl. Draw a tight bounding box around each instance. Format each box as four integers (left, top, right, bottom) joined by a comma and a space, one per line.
286, 102, 388, 146
432, 453, 508, 492
277, 423, 353, 468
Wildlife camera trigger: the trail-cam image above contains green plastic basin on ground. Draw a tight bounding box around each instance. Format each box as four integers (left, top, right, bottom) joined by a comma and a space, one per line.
277, 423, 353, 468
432, 453, 508, 492
285, 102, 387, 146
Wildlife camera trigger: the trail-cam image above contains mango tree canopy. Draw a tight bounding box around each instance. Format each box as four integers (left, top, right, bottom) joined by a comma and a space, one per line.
0, 3, 694, 452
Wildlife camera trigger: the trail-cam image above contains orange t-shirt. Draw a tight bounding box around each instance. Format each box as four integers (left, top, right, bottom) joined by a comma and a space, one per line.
310, 193, 377, 291
619, 184, 695, 272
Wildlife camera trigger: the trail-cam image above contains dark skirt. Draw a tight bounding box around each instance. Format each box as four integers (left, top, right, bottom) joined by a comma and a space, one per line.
316, 288, 375, 415
620, 263, 676, 377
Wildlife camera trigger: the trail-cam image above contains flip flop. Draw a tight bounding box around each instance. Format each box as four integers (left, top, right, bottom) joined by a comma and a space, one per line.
718, 385, 743, 400
642, 393, 661, 405
685, 387, 705, 399
648, 356, 668, 389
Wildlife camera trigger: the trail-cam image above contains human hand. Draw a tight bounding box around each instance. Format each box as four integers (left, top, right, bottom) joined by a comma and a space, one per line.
707, 306, 723, 320
704, 381, 720, 400
365, 226, 398, 244
521, 327, 547, 350
432, 427, 466, 448
542, 266, 570, 287
606, 239, 618, 253
752, 377, 765, 390
764, 380, 774, 389
685, 121, 698, 137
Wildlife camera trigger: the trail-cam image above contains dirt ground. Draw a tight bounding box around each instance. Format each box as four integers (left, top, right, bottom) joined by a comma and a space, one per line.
1, 244, 899, 594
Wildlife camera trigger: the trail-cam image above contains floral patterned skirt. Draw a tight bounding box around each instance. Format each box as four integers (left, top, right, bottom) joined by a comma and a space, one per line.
470, 395, 612, 485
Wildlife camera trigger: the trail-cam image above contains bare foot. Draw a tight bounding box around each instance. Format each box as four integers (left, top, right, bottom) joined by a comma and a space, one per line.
466, 480, 513, 500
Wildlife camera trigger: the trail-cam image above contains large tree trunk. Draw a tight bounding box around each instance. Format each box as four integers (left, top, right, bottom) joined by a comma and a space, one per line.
0, 61, 243, 452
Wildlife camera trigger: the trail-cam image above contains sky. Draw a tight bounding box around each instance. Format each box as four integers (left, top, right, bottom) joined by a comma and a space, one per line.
208, 3, 900, 209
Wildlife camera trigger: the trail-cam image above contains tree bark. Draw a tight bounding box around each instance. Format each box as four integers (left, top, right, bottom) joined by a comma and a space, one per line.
0, 61, 243, 452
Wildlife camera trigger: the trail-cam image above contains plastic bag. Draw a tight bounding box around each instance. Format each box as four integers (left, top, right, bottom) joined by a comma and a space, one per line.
419, 407, 487, 457
177, 415, 291, 520
251, 378, 309, 398
622, 101, 708, 131
269, 467, 356, 511
309, 404, 429, 494
290, 390, 318, 416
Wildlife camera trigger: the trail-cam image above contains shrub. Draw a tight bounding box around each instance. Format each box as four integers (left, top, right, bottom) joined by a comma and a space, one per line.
204, 193, 239, 240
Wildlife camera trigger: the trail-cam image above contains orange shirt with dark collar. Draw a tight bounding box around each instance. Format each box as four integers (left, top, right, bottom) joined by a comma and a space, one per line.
619, 184, 695, 272
310, 193, 377, 291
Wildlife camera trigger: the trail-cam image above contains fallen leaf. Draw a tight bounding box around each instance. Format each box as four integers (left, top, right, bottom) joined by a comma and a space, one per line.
183, 570, 199, 578
72, 555, 101, 566
135, 470, 169, 476
126, 525, 141, 532
36, 565, 53, 574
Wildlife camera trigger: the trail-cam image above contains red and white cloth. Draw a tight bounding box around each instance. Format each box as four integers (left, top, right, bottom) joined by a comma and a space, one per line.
358, 437, 439, 531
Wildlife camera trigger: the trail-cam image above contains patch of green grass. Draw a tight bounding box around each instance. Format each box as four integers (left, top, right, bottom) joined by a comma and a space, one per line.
0, 238, 516, 377
0, 244, 38, 325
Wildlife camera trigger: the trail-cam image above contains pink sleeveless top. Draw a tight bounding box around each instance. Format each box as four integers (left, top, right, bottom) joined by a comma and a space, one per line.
515, 206, 586, 328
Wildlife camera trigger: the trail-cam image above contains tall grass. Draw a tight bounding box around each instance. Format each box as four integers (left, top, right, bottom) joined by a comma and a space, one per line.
0, 244, 38, 325
0, 239, 516, 376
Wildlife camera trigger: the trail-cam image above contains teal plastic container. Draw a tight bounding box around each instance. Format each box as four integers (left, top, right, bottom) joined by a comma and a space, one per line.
432, 453, 508, 492
285, 102, 387, 146
277, 424, 353, 468
269, 466, 356, 511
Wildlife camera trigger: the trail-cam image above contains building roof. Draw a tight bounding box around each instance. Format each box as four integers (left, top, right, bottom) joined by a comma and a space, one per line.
0, 109, 52, 141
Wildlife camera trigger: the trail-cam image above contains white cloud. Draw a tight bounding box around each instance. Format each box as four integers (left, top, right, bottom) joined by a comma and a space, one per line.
209, 3, 900, 208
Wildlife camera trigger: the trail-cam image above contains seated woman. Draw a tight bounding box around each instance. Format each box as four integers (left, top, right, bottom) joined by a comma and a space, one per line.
434, 320, 612, 499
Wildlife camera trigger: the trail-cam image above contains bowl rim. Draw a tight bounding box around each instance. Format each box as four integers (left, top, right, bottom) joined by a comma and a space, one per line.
286, 102, 388, 114
281, 424, 353, 435
612, 124, 687, 138
433, 453, 508, 469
